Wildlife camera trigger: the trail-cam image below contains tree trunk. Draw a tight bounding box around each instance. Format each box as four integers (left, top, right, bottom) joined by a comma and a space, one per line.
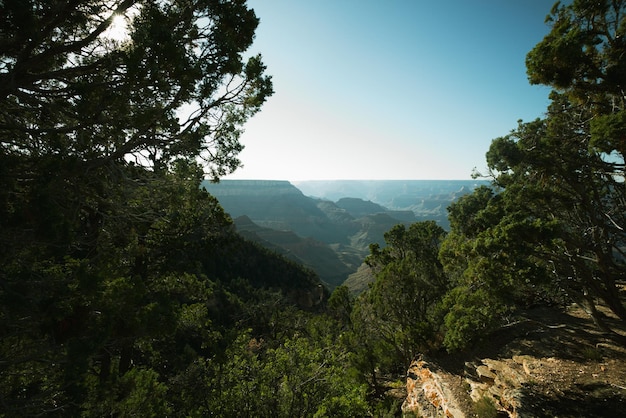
581, 294, 612, 333
599, 283, 626, 323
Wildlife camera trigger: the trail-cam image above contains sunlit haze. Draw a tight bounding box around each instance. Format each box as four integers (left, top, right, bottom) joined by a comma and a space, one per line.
224, 0, 555, 181
101, 6, 141, 43
102, 13, 130, 41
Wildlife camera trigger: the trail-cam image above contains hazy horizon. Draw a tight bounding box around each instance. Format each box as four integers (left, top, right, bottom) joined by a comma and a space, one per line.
211, 178, 491, 183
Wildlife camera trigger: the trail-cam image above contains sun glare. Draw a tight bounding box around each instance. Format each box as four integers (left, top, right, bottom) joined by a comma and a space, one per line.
103, 13, 131, 42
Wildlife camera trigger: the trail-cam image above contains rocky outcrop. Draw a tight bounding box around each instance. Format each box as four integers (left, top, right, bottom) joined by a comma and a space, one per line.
401, 305, 626, 417
402, 355, 551, 418
463, 357, 526, 417
402, 359, 467, 417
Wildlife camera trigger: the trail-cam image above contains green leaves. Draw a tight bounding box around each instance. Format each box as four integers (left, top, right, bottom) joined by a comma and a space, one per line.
0, 2, 274, 410
440, 286, 506, 352
172, 321, 369, 418
484, 24, 626, 328
355, 222, 449, 370
1, 0, 273, 175
526, 0, 626, 111
82, 367, 172, 417
590, 110, 626, 155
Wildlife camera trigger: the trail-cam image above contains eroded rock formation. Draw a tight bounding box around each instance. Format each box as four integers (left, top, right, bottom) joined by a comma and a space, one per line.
401, 305, 626, 417
402, 359, 466, 417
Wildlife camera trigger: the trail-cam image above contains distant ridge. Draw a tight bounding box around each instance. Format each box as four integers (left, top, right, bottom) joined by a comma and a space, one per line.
202, 179, 487, 288
202, 179, 300, 196
293, 179, 488, 230
292, 179, 488, 207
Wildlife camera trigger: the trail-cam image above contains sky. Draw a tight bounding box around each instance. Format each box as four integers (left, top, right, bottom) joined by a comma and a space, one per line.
224, 0, 556, 181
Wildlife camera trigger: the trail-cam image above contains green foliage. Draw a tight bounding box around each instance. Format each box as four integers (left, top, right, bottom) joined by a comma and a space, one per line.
438, 188, 531, 351
480, 0, 626, 333
0, 0, 273, 179
350, 221, 449, 380
0, 148, 364, 414
4, 1, 626, 416
526, 0, 626, 114
263, 334, 368, 417
170, 319, 370, 418
440, 287, 506, 352
0, 1, 377, 416
446, 186, 501, 237
0, 159, 366, 415
327, 285, 354, 327
82, 367, 171, 417
590, 110, 626, 155
482, 93, 626, 327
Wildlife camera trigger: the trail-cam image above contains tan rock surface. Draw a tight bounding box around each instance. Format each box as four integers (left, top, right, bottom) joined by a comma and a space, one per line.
401, 304, 626, 417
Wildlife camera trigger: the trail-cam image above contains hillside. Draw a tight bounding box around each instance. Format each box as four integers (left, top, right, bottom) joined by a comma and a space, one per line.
295, 180, 488, 230
202, 179, 481, 288
233, 215, 355, 288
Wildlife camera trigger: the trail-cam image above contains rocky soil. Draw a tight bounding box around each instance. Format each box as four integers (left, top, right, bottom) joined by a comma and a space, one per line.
401, 302, 626, 417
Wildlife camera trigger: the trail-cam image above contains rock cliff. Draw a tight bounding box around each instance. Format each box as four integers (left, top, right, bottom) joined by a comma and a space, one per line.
401, 304, 626, 417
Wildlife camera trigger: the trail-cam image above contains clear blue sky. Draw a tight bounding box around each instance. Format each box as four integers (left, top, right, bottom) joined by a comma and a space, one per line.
225, 0, 555, 181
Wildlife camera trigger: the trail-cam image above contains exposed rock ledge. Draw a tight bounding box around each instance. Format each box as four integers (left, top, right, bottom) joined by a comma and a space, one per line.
403, 359, 467, 417
402, 356, 531, 417
401, 304, 626, 417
